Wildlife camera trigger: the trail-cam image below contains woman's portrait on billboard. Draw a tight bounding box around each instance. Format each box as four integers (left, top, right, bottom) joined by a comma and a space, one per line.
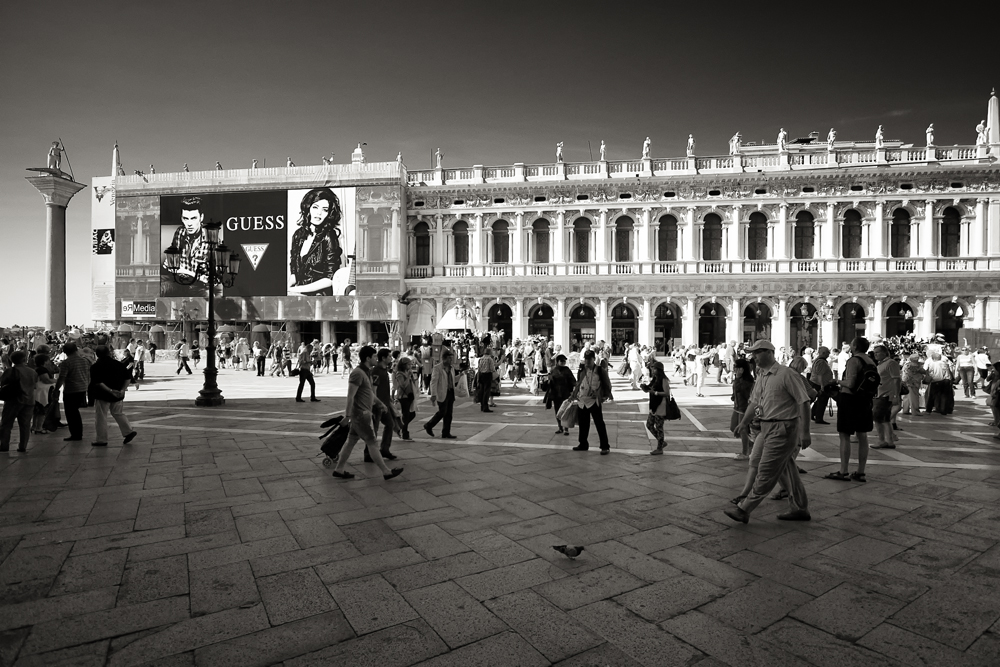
288, 187, 346, 296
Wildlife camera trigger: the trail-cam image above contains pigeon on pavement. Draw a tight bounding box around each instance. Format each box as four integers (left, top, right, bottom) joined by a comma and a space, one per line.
553, 545, 585, 559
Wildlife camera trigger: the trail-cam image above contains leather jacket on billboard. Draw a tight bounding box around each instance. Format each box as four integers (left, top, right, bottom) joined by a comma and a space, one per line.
289, 222, 342, 294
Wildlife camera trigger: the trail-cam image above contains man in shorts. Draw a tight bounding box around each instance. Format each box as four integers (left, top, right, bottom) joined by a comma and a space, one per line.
825, 337, 875, 482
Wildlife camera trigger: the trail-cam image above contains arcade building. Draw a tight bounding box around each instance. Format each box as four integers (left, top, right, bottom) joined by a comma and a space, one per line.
95, 95, 1000, 353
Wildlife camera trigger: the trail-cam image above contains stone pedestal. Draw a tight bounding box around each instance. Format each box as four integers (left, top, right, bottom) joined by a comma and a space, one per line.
25, 173, 86, 330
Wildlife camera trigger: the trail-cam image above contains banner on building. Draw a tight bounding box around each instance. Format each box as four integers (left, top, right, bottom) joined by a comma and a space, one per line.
120, 300, 157, 319
91, 176, 117, 321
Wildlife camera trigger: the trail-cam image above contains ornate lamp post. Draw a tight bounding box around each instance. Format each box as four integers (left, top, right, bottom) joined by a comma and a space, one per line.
163, 220, 240, 406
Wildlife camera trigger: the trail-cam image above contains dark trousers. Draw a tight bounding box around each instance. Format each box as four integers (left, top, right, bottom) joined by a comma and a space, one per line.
43, 388, 62, 431
426, 393, 454, 436
177, 357, 192, 374
478, 372, 492, 410
64, 391, 87, 439
0, 401, 32, 451
811, 394, 829, 421
256, 357, 265, 376
577, 402, 610, 450
398, 396, 414, 439
368, 408, 394, 456
135, 360, 145, 380
296, 369, 316, 399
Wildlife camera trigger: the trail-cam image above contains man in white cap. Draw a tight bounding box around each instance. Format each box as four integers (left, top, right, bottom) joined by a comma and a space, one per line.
725, 339, 811, 523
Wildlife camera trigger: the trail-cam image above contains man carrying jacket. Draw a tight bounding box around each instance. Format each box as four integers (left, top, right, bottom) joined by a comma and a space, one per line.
424, 349, 457, 439
570, 348, 614, 454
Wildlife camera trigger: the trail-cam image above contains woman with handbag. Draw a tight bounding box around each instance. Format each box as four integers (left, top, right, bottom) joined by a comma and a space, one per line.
393, 357, 417, 441
549, 354, 576, 435
642, 361, 672, 455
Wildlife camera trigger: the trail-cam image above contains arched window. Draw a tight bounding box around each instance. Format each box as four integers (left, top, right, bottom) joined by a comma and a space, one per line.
794, 211, 814, 259
890, 209, 910, 258
414, 221, 430, 266
573, 217, 591, 262
453, 220, 469, 264
658, 215, 678, 261
842, 209, 862, 258
532, 219, 549, 263
615, 216, 634, 262
702, 214, 722, 261
492, 219, 509, 264
747, 212, 768, 260
941, 207, 961, 257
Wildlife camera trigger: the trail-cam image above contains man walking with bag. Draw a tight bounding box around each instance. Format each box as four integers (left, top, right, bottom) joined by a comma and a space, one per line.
424, 349, 457, 439
725, 339, 811, 524
570, 349, 614, 455
367, 348, 398, 462
89, 346, 138, 447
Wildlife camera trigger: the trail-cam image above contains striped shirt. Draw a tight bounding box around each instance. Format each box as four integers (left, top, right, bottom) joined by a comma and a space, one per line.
58, 354, 92, 394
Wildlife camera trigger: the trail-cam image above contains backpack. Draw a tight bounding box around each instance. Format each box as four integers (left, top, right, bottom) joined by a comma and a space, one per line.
851, 357, 881, 397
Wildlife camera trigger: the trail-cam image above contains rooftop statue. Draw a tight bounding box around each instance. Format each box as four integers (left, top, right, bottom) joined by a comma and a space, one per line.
183, 163, 189, 172
642, 137, 651, 159
47, 141, 63, 171
686, 134, 695, 157
396, 152, 402, 163
976, 120, 988, 145
776, 128, 787, 151
435, 148, 442, 168
875, 125, 884, 149
215, 161, 223, 170
728, 132, 742, 155
321, 156, 330, 165
599, 140, 606, 161
556, 142, 564, 162
827, 128, 836, 150
287, 157, 295, 167
926, 124, 934, 147
252, 159, 258, 169
149, 164, 155, 174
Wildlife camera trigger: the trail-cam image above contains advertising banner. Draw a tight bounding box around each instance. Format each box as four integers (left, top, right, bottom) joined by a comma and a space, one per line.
120, 300, 157, 318
287, 187, 357, 297
221, 191, 288, 297
159, 194, 224, 298
90, 176, 117, 321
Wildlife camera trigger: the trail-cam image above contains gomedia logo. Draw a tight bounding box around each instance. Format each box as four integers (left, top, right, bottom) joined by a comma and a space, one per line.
241, 244, 269, 271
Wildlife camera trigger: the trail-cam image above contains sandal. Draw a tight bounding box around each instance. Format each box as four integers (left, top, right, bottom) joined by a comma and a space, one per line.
850, 471, 867, 483
824, 471, 851, 481
730, 495, 747, 505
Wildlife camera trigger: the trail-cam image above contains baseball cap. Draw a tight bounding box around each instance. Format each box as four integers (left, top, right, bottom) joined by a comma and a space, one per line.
746, 340, 775, 353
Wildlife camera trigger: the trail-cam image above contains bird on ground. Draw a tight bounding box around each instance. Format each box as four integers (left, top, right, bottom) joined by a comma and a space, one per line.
553, 545, 584, 559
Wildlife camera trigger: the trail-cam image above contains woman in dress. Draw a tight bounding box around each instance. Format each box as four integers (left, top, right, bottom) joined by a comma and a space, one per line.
643, 361, 672, 455
289, 188, 344, 296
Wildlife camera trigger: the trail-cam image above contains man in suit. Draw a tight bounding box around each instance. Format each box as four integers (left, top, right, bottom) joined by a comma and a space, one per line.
424, 349, 457, 439
570, 349, 614, 454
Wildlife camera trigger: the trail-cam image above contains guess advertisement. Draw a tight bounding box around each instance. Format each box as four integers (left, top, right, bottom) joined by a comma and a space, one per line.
221, 191, 288, 297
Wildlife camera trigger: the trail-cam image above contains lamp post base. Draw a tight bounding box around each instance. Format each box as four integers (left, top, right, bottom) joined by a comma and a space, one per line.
195, 367, 226, 407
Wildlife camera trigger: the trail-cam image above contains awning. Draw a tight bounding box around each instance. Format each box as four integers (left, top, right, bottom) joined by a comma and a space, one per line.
405, 302, 436, 337
436, 306, 480, 331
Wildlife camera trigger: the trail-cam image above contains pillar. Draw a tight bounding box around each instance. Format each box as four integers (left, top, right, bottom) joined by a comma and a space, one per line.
872, 202, 886, 258
728, 206, 742, 260
554, 211, 565, 264
640, 208, 651, 261
512, 211, 524, 264
434, 214, 444, 267
684, 207, 696, 261
471, 213, 483, 265
555, 297, 568, 352
971, 199, 986, 257
597, 297, 609, 344
989, 200, 1000, 256
514, 297, 527, 340
597, 209, 608, 262
774, 297, 788, 350
775, 204, 788, 259
25, 173, 86, 330
286, 321, 300, 348
921, 297, 935, 338
683, 297, 696, 346
435, 299, 445, 330
921, 200, 935, 257
972, 297, 986, 329
871, 297, 884, 339
390, 207, 400, 261
727, 297, 741, 344
823, 202, 837, 258
820, 308, 835, 349
639, 297, 652, 346
862, 221, 872, 258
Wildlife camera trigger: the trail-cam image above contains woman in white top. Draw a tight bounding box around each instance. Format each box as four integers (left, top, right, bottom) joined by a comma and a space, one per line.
956, 348, 977, 397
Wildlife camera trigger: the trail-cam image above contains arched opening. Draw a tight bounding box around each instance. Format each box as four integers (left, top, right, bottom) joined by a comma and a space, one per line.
941, 207, 961, 257
491, 220, 510, 264
453, 220, 469, 264
794, 211, 815, 259
658, 215, 678, 261
890, 209, 911, 258
414, 221, 430, 266
885, 302, 915, 337
488, 303, 513, 342
747, 212, 768, 260
528, 303, 554, 338
838, 302, 866, 347
614, 216, 634, 262
702, 214, 722, 261
742, 302, 772, 344
654, 303, 682, 354
842, 209, 862, 258
569, 304, 596, 351
789, 302, 819, 351
572, 218, 591, 263
935, 301, 964, 343
610, 303, 638, 355
532, 219, 550, 263
698, 302, 727, 346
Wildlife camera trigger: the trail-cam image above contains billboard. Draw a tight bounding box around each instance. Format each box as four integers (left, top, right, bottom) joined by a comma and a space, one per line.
91, 176, 117, 321
120, 300, 156, 318
158, 188, 357, 298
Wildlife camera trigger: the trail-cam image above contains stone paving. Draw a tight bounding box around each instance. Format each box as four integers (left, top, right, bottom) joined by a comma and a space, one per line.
2, 360, 1000, 666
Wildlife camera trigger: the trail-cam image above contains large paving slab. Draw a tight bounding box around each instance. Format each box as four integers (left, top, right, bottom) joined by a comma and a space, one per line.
1, 360, 999, 664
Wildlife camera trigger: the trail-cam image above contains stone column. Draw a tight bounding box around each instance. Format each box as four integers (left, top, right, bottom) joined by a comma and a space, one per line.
389, 207, 400, 261
820, 308, 835, 349
862, 221, 872, 258
555, 297, 568, 352
823, 202, 837, 258
871, 297, 884, 339
872, 202, 885, 258
514, 297, 527, 340
554, 211, 565, 264
973, 297, 987, 329
727, 297, 741, 344
684, 207, 696, 261
597, 209, 608, 262
989, 200, 1000, 256
25, 173, 86, 330
972, 199, 986, 257
512, 211, 524, 265
729, 206, 742, 260
471, 213, 483, 266
683, 297, 697, 346
639, 298, 652, 346
921, 200, 935, 257
775, 297, 788, 350
434, 214, 444, 267
597, 297, 609, 344
921, 297, 935, 338
640, 208, 651, 262
776, 204, 788, 259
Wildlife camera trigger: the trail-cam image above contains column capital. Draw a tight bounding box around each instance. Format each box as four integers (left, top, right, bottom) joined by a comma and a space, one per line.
25, 174, 86, 208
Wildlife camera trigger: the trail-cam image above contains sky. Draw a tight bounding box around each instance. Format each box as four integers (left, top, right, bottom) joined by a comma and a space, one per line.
0, 0, 996, 326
